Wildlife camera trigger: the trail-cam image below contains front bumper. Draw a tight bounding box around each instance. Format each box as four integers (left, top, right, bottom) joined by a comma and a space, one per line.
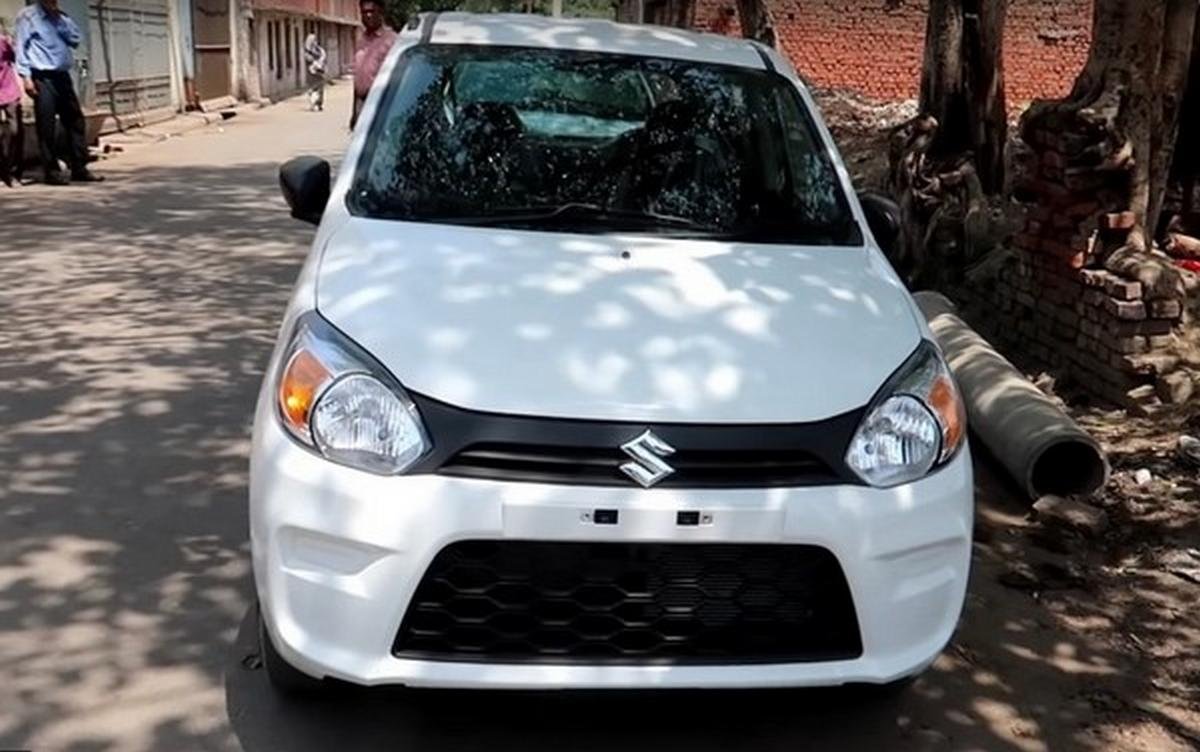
250, 412, 974, 690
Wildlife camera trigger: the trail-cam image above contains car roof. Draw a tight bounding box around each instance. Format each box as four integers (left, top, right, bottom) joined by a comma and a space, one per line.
420, 12, 769, 70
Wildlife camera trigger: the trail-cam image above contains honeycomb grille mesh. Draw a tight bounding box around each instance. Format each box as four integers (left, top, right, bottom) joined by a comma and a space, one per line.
393, 541, 862, 664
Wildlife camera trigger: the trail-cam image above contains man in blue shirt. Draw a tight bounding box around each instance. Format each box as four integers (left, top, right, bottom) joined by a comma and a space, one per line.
15, 0, 102, 184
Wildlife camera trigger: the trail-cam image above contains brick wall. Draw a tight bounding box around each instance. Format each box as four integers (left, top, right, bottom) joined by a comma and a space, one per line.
952, 123, 1195, 412
1004, 0, 1092, 103
692, 0, 1093, 106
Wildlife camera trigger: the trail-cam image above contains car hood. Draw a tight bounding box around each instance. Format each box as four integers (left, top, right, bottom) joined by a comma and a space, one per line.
316, 220, 922, 423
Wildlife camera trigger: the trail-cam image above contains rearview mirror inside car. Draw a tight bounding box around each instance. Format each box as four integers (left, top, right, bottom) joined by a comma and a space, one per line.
280, 157, 331, 225
857, 191, 902, 259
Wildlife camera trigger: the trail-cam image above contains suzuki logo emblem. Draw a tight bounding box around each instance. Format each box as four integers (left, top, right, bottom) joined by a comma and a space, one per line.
619, 430, 676, 488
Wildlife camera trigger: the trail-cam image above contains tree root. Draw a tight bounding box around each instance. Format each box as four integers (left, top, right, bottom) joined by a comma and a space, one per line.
887, 114, 992, 287
1021, 74, 1129, 162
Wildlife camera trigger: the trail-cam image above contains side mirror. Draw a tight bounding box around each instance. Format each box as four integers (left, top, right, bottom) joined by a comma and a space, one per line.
858, 191, 902, 257
280, 156, 331, 225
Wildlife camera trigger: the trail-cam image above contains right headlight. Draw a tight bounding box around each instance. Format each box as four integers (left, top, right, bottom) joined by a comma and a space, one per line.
275, 312, 431, 475
845, 340, 966, 488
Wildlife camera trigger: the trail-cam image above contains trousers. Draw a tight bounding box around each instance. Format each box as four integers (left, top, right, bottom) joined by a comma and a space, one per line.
0, 102, 22, 184
31, 69, 87, 176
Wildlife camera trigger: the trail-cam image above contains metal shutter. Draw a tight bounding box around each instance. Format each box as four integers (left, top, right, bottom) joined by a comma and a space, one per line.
89, 0, 173, 116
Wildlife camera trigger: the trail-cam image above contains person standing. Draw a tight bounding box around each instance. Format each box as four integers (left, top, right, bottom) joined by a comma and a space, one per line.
350, 0, 395, 129
0, 19, 23, 187
14, 0, 101, 185
304, 33, 327, 112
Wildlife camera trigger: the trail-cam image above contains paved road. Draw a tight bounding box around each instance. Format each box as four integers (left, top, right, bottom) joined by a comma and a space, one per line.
0, 84, 1174, 752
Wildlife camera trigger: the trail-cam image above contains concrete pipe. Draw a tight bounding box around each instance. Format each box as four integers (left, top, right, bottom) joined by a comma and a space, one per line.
913, 292, 1110, 501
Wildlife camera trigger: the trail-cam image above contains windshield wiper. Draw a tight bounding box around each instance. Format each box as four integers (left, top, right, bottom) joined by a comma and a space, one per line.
424, 203, 706, 230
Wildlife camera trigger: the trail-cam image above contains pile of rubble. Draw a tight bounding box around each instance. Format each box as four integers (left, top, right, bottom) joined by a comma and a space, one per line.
810, 87, 918, 133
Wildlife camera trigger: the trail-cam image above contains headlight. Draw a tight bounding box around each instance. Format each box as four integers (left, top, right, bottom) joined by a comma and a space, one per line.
846, 340, 966, 488
275, 313, 431, 474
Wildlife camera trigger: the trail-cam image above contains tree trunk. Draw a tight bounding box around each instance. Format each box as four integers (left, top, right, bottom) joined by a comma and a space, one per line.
885, 0, 1007, 286
736, 0, 776, 45
1066, 0, 1126, 105
920, 0, 968, 151
973, 0, 1008, 194
672, 0, 694, 29
1148, 0, 1198, 242
1023, 0, 1199, 256
918, 0, 1008, 194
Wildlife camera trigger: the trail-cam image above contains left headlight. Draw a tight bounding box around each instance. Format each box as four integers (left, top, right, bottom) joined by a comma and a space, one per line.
275, 312, 431, 475
845, 340, 966, 488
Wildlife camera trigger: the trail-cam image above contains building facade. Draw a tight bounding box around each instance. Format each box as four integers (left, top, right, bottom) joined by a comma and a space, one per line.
249, 0, 358, 102
0, 0, 358, 140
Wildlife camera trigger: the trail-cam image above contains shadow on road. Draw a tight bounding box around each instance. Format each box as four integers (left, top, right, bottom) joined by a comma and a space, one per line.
0, 156, 324, 751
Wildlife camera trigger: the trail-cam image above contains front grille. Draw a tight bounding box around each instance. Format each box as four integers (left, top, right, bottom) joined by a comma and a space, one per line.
437, 444, 836, 488
403, 393, 866, 489
393, 541, 862, 664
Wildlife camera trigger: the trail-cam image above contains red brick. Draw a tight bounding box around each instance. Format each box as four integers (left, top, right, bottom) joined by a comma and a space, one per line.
1103, 277, 1143, 301
1104, 298, 1147, 321
1110, 319, 1175, 337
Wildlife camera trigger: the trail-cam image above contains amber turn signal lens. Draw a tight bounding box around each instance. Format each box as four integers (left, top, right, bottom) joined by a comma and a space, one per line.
928, 374, 965, 457
278, 349, 332, 436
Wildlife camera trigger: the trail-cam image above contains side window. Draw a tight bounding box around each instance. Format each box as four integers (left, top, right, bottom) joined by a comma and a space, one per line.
774, 88, 841, 225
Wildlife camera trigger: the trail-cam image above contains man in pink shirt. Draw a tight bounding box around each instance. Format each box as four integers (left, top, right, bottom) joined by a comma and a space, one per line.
0, 22, 23, 186
350, 0, 395, 129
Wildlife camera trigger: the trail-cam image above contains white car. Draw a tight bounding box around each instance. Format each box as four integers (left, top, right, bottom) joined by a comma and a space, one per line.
254, 12, 972, 695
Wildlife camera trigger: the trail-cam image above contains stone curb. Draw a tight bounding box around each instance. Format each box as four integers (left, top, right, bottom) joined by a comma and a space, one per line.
98, 99, 270, 149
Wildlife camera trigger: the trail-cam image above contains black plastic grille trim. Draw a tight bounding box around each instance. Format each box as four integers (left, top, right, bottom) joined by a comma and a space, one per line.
438, 444, 836, 488
393, 541, 863, 664
405, 392, 866, 488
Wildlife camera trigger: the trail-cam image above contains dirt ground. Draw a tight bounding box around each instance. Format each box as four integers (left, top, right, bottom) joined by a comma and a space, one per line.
965, 412, 1200, 751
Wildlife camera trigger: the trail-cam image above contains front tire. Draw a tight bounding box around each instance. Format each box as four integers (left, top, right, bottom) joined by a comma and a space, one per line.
259, 610, 326, 696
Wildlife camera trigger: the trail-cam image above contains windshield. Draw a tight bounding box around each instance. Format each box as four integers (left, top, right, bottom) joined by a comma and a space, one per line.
350, 45, 861, 245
